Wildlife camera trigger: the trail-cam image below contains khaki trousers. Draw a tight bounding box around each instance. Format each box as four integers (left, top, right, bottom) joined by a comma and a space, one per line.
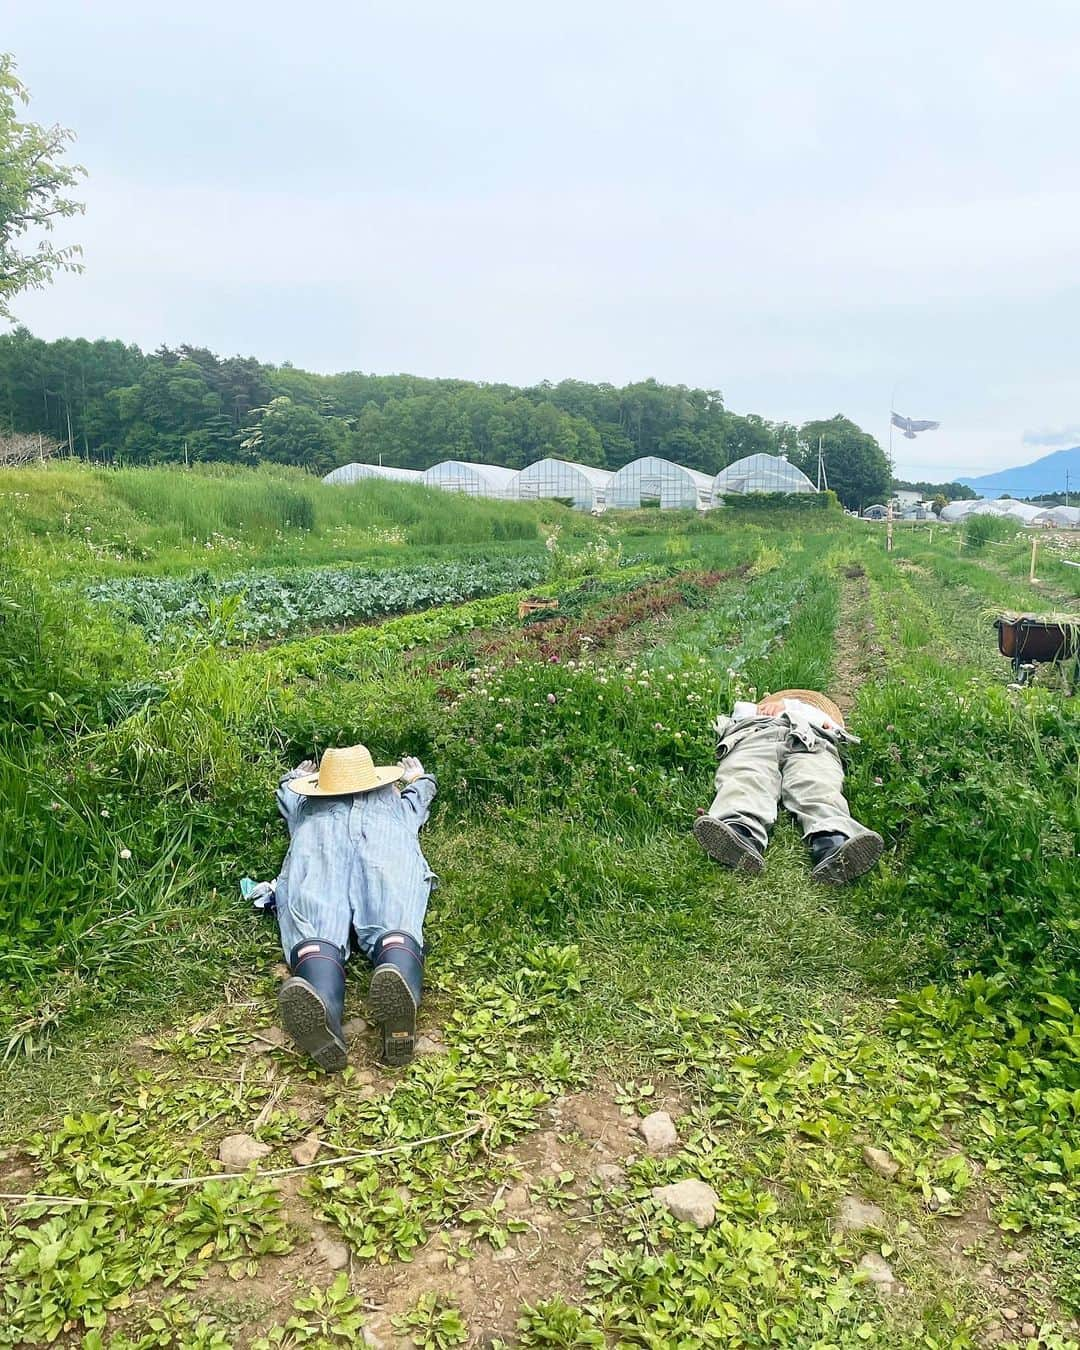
707, 719, 873, 853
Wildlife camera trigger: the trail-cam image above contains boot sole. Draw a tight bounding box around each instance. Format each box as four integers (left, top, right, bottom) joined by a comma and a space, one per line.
812, 831, 884, 885
278, 977, 348, 1072
369, 966, 417, 1067
693, 816, 764, 874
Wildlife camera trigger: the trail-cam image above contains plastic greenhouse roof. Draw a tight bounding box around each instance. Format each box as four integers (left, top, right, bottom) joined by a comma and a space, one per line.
520, 458, 613, 485
424, 461, 520, 487
712, 453, 816, 494
322, 462, 423, 484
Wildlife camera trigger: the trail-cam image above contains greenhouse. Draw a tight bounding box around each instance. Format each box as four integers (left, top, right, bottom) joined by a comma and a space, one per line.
517, 458, 613, 511
422, 461, 520, 498
1033, 505, 1080, 527
939, 499, 1043, 525
322, 462, 423, 485
712, 453, 816, 499
608, 456, 714, 510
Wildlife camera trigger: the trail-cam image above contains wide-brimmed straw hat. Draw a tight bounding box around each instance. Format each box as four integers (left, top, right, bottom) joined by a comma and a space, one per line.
288, 744, 402, 797
769, 689, 845, 729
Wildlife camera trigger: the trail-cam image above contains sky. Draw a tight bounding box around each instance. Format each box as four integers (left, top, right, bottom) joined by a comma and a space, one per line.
6, 0, 1080, 482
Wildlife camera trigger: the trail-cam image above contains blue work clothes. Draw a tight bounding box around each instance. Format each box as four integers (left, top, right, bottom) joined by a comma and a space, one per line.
272, 771, 437, 963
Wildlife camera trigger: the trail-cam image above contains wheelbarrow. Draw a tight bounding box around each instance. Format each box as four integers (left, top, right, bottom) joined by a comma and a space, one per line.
994, 614, 1080, 687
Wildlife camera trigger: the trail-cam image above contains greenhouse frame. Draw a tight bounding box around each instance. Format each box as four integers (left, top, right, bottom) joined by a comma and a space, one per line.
608, 456, 714, 511
422, 461, 520, 498
711, 453, 816, 499
322, 462, 424, 485
517, 458, 613, 511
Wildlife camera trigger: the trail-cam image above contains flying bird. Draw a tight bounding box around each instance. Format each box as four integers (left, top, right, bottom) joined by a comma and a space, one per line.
891, 412, 941, 439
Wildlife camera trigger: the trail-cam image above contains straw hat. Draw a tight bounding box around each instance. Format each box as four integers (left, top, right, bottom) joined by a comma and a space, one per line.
288, 744, 402, 797
768, 689, 845, 728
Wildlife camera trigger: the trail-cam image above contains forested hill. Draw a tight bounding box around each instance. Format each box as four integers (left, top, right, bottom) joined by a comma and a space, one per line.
0, 327, 803, 476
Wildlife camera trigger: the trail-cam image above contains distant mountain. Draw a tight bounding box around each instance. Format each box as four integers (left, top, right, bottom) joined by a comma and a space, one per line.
958, 445, 1080, 499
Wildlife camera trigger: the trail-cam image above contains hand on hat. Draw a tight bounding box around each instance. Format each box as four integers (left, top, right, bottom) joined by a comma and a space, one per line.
295, 758, 317, 775
401, 755, 425, 783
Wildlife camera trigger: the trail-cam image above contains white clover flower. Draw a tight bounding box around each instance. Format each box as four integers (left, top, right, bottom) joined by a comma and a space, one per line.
119, 848, 132, 859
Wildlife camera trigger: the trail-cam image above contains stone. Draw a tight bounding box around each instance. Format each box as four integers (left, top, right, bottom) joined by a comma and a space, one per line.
592, 1163, 626, 1191
342, 1016, 368, 1039
835, 1195, 886, 1233
291, 1135, 321, 1166
414, 1033, 445, 1056
862, 1145, 900, 1181
249, 1025, 288, 1053
1021, 1325, 1037, 1339
637, 1110, 679, 1153
651, 1179, 720, 1229
503, 1185, 530, 1213
857, 1252, 902, 1297
361, 1332, 385, 1350
1001, 1308, 1019, 1322
218, 1134, 272, 1168
315, 1237, 349, 1270
1003, 1249, 1028, 1268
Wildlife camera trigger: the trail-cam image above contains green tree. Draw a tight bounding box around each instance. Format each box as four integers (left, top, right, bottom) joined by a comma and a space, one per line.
239, 396, 347, 474
931, 493, 947, 516
798, 415, 891, 511
0, 54, 85, 319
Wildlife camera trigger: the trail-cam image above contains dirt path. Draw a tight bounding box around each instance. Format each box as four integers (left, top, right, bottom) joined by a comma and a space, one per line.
831, 563, 883, 715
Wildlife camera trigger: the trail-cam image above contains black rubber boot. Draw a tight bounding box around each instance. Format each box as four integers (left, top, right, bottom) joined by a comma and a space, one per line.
809, 830, 885, 885
369, 931, 423, 1067
278, 939, 348, 1072
692, 815, 765, 874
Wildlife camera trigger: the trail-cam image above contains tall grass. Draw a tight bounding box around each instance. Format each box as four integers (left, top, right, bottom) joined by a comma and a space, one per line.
0, 462, 601, 575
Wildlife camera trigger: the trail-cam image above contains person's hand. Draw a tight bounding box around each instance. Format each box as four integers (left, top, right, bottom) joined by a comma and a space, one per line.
295, 758, 316, 775
400, 755, 425, 783
757, 697, 786, 717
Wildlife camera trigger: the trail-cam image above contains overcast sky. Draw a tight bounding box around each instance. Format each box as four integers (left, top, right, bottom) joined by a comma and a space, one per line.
7, 0, 1080, 481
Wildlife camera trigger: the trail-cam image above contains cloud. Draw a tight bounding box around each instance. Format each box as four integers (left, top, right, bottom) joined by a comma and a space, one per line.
1022, 426, 1080, 448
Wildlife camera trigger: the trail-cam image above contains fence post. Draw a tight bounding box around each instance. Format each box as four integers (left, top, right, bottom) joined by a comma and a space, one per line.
1029, 535, 1038, 583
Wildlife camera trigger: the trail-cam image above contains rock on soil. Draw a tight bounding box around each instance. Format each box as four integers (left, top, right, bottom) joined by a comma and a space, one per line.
862, 1145, 900, 1180
249, 1025, 288, 1053
835, 1195, 886, 1233
414, 1032, 445, 1056
592, 1163, 626, 1191
315, 1237, 350, 1270
290, 1135, 321, 1166
218, 1134, 272, 1168
857, 1252, 903, 1297
503, 1185, 530, 1213
637, 1110, 679, 1152
342, 1016, 368, 1039
652, 1179, 720, 1228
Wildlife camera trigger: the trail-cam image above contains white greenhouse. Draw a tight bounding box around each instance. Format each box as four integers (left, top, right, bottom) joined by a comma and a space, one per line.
940, 499, 1043, 525
608, 456, 714, 511
322, 462, 423, 485
1033, 505, 1080, 527
712, 453, 816, 499
517, 458, 613, 511
422, 461, 520, 499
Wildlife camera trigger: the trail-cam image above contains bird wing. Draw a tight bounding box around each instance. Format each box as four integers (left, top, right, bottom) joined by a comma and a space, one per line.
908, 419, 940, 433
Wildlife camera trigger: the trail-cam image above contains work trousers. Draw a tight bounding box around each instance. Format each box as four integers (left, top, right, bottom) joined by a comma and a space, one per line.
707, 719, 873, 853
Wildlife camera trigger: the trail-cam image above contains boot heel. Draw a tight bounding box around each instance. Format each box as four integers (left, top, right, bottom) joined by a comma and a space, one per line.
369, 966, 417, 1066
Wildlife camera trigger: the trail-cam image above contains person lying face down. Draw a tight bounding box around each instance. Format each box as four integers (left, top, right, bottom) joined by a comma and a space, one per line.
271, 745, 437, 1071
693, 689, 883, 884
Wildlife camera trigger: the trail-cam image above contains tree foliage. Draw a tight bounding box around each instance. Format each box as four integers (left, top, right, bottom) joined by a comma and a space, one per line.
0, 54, 85, 319
795, 415, 891, 510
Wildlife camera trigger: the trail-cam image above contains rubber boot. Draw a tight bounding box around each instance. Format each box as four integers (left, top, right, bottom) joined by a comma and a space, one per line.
809, 830, 884, 885
278, 939, 348, 1072
369, 931, 423, 1067
692, 815, 765, 874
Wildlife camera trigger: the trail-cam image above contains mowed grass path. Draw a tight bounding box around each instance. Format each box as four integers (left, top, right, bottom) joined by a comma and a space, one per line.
0, 499, 1077, 1348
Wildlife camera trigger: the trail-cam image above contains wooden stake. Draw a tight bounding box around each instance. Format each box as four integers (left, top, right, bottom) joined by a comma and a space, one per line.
1029, 535, 1038, 583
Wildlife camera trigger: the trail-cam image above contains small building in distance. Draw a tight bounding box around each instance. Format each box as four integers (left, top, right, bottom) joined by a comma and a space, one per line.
712, 452, 816, 500
608, 456, 714, 511
322, 462, 424, 485
517, 458, 613, 511
422, 461, 520, 498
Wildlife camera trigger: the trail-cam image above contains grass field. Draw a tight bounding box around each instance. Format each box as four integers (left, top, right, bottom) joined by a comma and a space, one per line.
1, 465, 1078, 1349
